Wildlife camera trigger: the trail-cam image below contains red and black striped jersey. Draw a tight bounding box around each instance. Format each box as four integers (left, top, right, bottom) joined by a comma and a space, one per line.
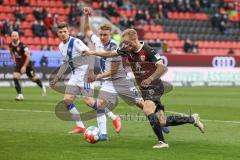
118, 42, 162, 86
9, 41, 30, 67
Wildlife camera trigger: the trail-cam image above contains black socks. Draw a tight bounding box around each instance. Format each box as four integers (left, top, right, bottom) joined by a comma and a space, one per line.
33, 79, 43, 88
13, 78, 21, 94
166, 115, 194, 126
147, 113, 165, 142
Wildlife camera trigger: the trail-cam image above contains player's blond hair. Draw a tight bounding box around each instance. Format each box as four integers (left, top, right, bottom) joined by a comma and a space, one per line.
99, 24, 112, 31
122, 29, 138, 41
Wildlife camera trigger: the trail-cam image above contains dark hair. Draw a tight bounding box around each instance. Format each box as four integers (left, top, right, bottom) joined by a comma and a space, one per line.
57, 21, 68, 30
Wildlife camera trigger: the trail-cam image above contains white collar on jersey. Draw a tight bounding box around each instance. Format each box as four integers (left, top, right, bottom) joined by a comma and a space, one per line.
135, 41, 144, 53
12, 40, 20, 47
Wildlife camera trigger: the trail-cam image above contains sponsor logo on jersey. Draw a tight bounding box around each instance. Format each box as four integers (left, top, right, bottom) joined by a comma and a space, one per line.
140, 55, 146, 61
154, 53, 161, 60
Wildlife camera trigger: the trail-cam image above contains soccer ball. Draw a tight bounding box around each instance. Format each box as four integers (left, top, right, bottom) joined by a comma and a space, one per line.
84, 126, 100, 144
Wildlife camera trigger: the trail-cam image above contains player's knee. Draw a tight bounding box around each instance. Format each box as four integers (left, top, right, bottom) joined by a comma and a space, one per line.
97, 99, 106, 110
143, 100, 156, 115
83, 97, 94, 107
63, 95, 75, 106
13, 78, 19, 82
13, 73, 20, 79
155, 110, 167, 126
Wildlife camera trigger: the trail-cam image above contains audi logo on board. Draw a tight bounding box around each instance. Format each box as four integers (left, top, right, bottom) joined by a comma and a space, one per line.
212, 56, 236, 68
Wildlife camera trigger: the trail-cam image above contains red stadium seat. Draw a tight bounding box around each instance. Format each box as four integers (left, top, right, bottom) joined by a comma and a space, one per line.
20, 37, 27, 44
110, 16, 120, 24
143, 25, 150, 31
58, 8, 65, 15
92, 2, 102, 9
36, 0, 43, 7
40, 37, 47, 45
40, 0, 49, 7
58, 15, 67, 21
64, 8, 70, 15
26, 37, 33, 45
3, 0, 10, 5
47, 37, 55, 45
54, 37, 60, 45
33, 37, 40, 45
56, 1, 64, 7
24, 29, 33, 36
1, 6, 13, 13
21, 21, 31, 29
30, 0, 37, 6
7, 13, 15, 21
150, 25, 163, 32
26, 14, 35, 21
6, 37, 12, 44
29, 45, 41, 50
143, 32, 152, 40
9, 0, 17, 5
0, 13, 6, 20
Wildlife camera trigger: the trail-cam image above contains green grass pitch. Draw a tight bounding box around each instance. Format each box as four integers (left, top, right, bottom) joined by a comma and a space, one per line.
0, 87, 240, 160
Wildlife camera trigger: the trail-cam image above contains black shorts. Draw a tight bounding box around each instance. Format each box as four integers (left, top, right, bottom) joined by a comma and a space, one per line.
140, 79, 165, 111
140, 79, 164, 99
14, 64, 35, 78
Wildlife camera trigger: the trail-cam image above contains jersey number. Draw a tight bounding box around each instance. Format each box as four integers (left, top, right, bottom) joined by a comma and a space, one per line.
84, 83, 91, 90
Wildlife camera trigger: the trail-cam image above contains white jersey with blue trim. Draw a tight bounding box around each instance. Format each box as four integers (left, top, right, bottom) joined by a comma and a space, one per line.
58, 36, 90, 81
59, 36, 89, 61
90, 34, 126, 79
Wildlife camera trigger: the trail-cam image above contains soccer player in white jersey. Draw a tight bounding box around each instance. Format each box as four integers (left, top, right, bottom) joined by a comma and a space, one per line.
50, 22, 95, 134
83, 7, 123, 140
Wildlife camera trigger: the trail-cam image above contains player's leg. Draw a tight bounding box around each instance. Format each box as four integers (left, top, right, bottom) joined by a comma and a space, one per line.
140, 100, 169, 148
114, 78, 168, 148
81, 82, 108, 139
155, 106, 204, 133
154, 101, 170, 134
65, 84, 85, 134
84, 96, 118, 121
26, 66, 46, 96
95, 98, 108, 140
84, 95, 121, 134
13, 68, 24, 101
88, 80, 122, 133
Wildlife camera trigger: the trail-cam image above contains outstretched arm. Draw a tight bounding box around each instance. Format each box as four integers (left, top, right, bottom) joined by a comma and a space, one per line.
83, 49, 118, 57
49, 61, 68, 88
83, 7, 93, 38
95, 61, 120, 80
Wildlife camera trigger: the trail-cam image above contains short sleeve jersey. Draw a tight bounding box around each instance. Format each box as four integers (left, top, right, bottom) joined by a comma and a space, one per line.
58, 36, 91, 78
90, 34, 126, 79
117, 42, 162, 87
9, 41, 31, 67
58, 36, 89, 61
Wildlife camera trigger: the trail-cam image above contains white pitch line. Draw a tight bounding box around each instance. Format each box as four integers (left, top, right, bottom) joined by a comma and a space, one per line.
0, 108, 53, 113
0, 108, 240, 124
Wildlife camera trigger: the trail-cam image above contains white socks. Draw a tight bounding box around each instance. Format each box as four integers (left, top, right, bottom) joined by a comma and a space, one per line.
105, 108, 117, 120
97, 112, 107, 135
68, 105, 85, 128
